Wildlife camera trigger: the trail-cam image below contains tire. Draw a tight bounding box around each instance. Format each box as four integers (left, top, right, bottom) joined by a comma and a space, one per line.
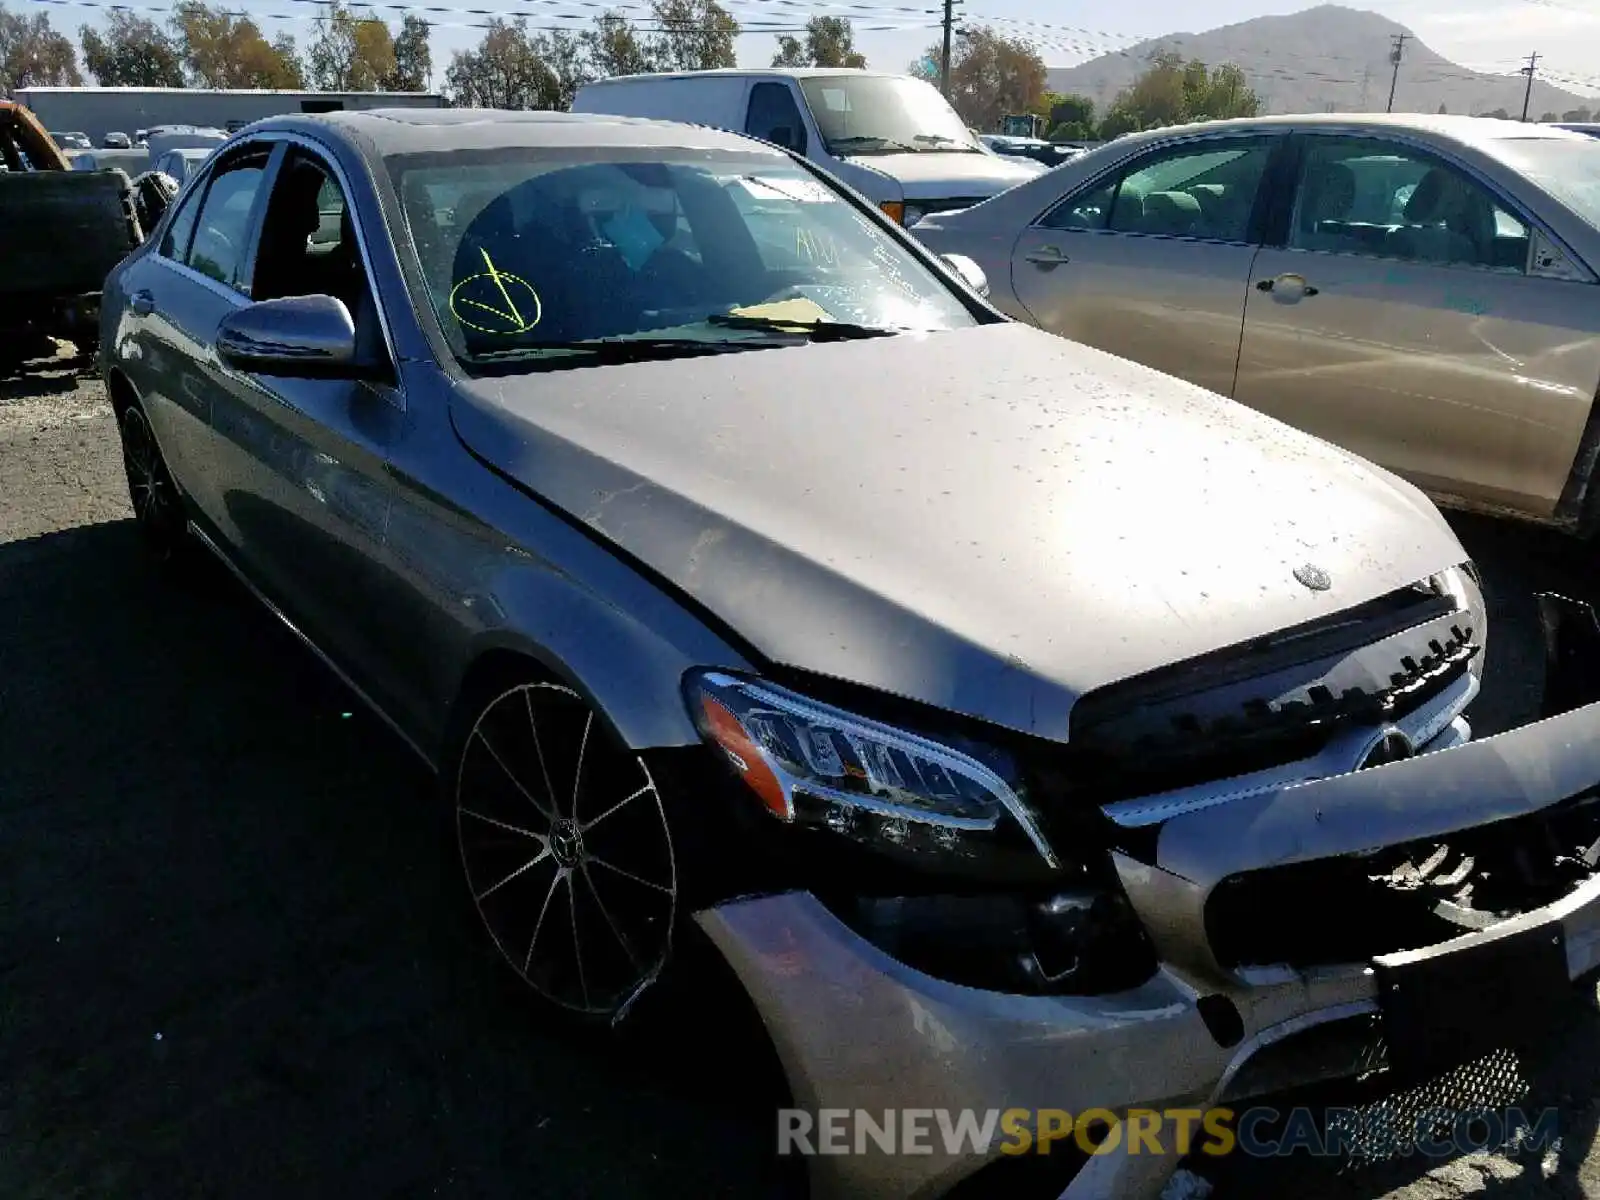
116, 401, 189, 562
452, 680, 680, 1025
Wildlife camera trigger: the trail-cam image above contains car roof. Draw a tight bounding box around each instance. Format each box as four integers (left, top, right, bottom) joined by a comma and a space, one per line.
1105, 111, 1590, 152
244, 108, 789, 159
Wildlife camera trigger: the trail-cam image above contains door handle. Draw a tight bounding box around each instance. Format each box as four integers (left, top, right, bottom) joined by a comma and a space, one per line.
1256, 274, 1319, 297
1024, 245, 1069, 267
130, 289, 156, 316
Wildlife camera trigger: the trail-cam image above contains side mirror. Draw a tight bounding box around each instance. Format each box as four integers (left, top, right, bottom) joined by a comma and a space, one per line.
766, 125, 798, 151
940, 253, 990, 298
216, 294, 361, 377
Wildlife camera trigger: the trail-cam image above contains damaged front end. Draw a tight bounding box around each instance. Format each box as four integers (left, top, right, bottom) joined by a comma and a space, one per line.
691, 591, 1600, 1200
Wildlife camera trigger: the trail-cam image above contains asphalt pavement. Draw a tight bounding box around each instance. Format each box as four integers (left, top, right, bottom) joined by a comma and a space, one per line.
3, 350, 1600, 1200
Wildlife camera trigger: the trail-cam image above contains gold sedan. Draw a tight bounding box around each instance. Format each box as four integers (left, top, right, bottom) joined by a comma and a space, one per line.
912, 113, 1600, 532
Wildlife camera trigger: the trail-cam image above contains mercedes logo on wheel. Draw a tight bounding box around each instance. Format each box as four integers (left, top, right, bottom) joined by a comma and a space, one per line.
1294, 562, 1332, 591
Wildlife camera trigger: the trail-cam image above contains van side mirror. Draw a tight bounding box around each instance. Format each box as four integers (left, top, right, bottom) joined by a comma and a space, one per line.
940, 253, 990, 298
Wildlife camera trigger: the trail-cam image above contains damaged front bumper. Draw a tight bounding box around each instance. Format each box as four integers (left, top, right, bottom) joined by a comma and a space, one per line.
693, 599, 1600, 1200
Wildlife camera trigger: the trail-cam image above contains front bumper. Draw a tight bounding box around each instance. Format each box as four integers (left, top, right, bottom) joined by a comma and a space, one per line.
695, 686, 1600, 1200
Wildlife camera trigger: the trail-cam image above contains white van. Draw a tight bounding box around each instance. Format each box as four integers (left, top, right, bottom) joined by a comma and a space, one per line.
570, 68, 1042, 225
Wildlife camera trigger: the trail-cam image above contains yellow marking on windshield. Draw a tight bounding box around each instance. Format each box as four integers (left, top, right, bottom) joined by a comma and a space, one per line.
480, 246, 523, 327
449, 256, 543, 336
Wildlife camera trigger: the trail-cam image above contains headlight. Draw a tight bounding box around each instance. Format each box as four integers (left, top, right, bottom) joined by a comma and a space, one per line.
686, 671, 1059, 871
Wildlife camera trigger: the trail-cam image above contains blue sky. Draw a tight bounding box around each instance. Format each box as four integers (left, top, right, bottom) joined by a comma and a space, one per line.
42, 0, 1600, 96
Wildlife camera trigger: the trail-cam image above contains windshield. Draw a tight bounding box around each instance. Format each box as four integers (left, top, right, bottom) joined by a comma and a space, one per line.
1492, 137, 1600, 231
797, 75, 982, 155
390, 148, 977, 373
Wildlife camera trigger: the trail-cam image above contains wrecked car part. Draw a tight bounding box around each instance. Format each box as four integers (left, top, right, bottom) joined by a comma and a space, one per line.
1538, 590, 1600, 717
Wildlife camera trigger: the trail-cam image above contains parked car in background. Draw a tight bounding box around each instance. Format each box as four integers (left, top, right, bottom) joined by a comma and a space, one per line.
1553, 122, 1600, 138
153, 146, 216, 184
99, 106, 1600, 1200
979, 133, 1085, 169
571, 68, 1039, 226
102, 130, 131, 149
50, 129, 91, 150
69, 148, 150, 174
914, 113, 1600, 533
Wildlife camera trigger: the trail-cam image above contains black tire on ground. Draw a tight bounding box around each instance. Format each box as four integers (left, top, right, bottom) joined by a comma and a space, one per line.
116, 401, 189, 563
451, 679, 685, 1027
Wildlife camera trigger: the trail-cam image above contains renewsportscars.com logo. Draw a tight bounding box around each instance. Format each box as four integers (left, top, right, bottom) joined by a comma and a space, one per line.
777, 1106, 1560, 1159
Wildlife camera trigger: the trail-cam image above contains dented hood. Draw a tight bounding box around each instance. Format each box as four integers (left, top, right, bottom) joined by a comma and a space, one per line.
450, 323, 1466, 741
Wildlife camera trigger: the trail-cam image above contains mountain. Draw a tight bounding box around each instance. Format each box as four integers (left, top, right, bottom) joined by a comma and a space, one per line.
1045, 6, 1594, 120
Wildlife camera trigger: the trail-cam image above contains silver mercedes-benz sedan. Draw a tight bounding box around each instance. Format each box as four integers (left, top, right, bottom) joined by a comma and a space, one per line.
100, 109, 1600, 1200
912, 114, 1600, 533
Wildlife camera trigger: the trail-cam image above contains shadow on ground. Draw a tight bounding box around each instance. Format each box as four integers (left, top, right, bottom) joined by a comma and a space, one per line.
0, 520, 796, 1200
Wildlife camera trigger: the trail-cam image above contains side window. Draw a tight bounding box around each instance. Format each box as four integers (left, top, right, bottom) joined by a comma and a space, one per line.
1108, 141, 1272, 241
159, 184, 202, 260
186, 157, 269, 292
249, 151, 374, 325
1289, 137, 1529, 270
745, 82, 807, 155
1039, 140, 1272, 241
1039, 177, 1115, 230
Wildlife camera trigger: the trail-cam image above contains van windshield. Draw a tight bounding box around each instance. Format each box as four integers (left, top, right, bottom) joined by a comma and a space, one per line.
798, 75, 983, 156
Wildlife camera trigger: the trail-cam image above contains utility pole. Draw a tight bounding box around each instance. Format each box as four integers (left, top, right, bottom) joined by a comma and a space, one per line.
1386, 32, 1408, 113
1520, 51, 1541, 121
939, 0, 957, 98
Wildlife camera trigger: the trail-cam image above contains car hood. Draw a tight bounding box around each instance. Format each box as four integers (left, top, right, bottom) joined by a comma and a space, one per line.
839, 150, 1039, 198
450, 324, 1465, 742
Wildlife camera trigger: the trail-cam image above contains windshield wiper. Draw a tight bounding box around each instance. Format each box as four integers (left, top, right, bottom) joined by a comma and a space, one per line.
703, 313, 900, 341
463, 338, 773, 371
827, 135, 921, 154
912, 134, 980, 151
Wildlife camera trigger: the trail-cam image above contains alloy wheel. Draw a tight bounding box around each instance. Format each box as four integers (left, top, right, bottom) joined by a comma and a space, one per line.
118, 404, 184, 559
455, 682, 677, 1021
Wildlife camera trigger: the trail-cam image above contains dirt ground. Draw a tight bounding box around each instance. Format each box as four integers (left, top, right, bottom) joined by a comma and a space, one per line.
3, 351, 1600, 1200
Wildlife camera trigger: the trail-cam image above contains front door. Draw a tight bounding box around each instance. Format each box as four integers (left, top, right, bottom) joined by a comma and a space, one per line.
201, 142, 406, 703
1233, 133, 1600, 518
1009, 134, 1279, 397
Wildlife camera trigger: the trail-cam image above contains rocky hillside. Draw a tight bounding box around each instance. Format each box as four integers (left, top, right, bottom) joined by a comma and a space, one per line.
1046, 5, 1594, 118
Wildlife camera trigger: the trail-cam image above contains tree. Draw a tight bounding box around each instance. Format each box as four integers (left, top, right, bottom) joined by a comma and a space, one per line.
581, 10, 653, 78
1096, 51, 1258, 137
1045, 92, 1095, 140
171, 1, 301, 88
307, 1, 394, 91
1540, 111, 1558, 123
1562, 107, 1593, 122
1437, 102, 1448, 114
0, 7, 81, 89
384, 14, 431, 90
444, 17, 586, 110
909, 25, 1046, 131
648, 0, 738, 73
771, 16, 865, 69
80, 12, 184, 87
1482, 107, 1509, 119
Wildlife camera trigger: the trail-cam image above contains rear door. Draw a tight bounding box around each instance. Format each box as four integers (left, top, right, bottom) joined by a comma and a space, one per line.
1233, 132, 1600, 518
125, 141, 277, 526
1009, 132, 1281, 397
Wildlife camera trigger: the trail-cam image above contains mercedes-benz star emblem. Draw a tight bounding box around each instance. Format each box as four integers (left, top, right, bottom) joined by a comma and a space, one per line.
1358, 728, 1415, 770
1294, 563, 1332, 591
